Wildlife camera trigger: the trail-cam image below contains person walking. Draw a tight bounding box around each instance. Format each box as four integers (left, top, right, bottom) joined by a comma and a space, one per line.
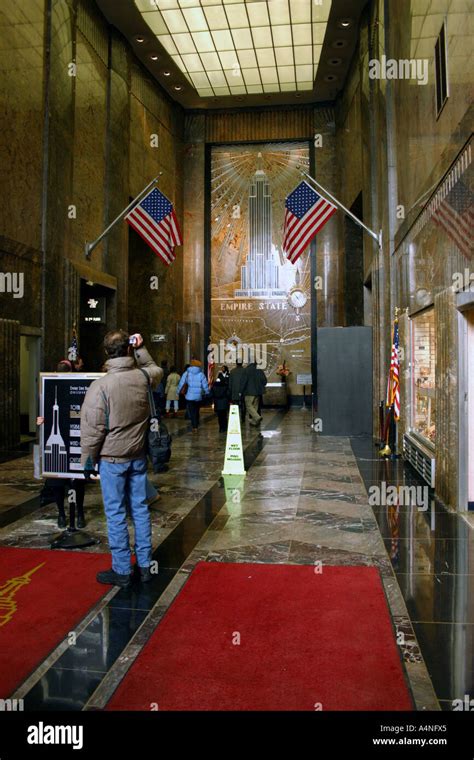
212, 365, 230, 433
240, 360, 267, 426
165, 366, 181, 417
229, 357, 246, 421
80, 331, 162, 587
176, 359, 209, 433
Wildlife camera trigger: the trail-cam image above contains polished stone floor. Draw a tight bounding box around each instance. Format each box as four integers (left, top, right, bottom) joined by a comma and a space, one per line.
1, 409, 472, 710
352, 437, 474, 712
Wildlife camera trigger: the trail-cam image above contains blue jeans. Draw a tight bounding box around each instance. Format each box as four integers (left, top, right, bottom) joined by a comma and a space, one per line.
99, 458, 152, 575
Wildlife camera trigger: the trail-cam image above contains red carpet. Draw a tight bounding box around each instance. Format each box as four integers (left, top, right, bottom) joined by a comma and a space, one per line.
0, 547, 110, 697
107, 562, 413, 711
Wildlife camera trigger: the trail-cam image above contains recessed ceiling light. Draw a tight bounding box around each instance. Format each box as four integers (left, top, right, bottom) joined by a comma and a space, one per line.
236, 96, 245, 101
174, 85, 183, 91
329, 58, 342, 66
338, 19, 353, 29
150, 55, 159, 61
332, 39, 348, 49
135, 36, 145, 43
295, 93, 302, 98
163, 71, 171, 77
324, 74, 338, 82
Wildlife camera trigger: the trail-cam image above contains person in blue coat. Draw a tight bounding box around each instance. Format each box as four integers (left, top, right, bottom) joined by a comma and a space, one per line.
176, 359, 210, 433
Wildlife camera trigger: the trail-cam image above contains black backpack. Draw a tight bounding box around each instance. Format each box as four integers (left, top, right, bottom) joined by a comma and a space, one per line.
140, 369, 172, 473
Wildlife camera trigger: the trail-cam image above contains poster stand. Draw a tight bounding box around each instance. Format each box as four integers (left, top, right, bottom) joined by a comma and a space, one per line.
50, 483, 100, 549
39, 373, 103, 550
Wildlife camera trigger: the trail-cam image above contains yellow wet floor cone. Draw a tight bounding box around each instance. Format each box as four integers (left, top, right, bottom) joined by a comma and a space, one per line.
222, 404, 246, 476
222, 473, 246, 508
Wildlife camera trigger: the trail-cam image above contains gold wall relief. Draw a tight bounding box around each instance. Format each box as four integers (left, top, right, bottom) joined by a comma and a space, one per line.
210, 142, 312, 395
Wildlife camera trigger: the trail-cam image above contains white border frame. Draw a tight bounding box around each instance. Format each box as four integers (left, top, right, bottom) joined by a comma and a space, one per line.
39, 373, 104, 479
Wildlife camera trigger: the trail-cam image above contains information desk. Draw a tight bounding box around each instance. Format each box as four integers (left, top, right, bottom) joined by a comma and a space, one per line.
262, 382, 288, 408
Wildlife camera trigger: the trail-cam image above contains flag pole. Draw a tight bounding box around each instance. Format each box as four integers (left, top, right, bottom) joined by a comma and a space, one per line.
84, 174, 162, 260
298, 168, 383, 249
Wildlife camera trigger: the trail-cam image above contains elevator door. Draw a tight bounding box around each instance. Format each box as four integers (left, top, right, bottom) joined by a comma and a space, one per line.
316, 326, 373, 436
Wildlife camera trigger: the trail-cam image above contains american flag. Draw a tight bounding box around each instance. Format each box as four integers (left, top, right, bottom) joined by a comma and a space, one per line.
67, 329, 78, 362
207, 342, 215, 388
283, 181, 337, 264
433, 179, 473, 259
386, 318, 400, 421
126, 187, 182, 266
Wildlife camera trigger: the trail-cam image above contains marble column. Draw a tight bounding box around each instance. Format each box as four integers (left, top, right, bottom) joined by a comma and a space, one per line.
182, 114, 206, 358
43, 0, 76, 368
435, 287, 458, 509
314, 108, 344, 327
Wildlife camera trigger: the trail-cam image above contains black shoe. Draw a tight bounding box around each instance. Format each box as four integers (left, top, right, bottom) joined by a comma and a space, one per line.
138, 567, 153, 583
96, 569, 132, 587
57, 513, 67, 529
77, 513, 86, 529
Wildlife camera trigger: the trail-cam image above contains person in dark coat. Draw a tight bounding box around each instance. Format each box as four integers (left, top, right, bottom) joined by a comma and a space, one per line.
229, 358, 246, 421
212, 366, 230, 433
240, 361, 267, 426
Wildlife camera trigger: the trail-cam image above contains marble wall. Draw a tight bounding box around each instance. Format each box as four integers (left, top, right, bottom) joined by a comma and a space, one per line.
0, 0, 185, 444
336, 0, 473, 509
182, 104, 346, 370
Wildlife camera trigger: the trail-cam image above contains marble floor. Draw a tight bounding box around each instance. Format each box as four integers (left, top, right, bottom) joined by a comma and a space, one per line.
352, 437, 474, 712
3, 409, 472, 711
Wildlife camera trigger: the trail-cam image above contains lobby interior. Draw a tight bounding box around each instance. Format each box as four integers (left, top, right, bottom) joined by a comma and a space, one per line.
0, 0, 473, 718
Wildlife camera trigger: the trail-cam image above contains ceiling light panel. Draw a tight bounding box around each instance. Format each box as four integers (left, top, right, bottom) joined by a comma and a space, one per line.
161, 10, 188, 33
136, 0, 331, 97
182, 7, 208, 31
232, 28, 253, 48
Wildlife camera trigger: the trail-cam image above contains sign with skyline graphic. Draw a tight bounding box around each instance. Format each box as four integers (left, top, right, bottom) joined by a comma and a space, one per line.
40, 374, 103, 479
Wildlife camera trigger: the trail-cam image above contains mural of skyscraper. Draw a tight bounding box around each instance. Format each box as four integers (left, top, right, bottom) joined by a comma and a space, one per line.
235, 153, 286, 298
44, 386, 68, 474
210, 142, 311, 391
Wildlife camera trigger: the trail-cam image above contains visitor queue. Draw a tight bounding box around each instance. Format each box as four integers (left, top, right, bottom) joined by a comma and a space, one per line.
37, 331, 267, 588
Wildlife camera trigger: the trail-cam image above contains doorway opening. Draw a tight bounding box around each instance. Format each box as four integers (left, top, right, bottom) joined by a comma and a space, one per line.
79, 280, 116, 372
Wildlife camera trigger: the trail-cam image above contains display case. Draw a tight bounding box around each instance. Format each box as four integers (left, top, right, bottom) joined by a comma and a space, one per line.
410, 309, 436, 446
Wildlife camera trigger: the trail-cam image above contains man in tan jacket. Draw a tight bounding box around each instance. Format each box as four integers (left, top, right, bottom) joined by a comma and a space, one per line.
80, 330, 162, 587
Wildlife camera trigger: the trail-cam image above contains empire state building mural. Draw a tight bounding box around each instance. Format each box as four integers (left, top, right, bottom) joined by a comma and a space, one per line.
235, 154, 286, 299
44, 386, 68, 474
210, 142, 312, 391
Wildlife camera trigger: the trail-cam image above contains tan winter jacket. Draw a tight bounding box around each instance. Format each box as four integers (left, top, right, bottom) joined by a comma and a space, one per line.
80, 346, 163, 467
165, 371, 181, 401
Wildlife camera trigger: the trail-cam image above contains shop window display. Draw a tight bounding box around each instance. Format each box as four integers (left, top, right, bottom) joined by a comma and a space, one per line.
410, 309, 436, 445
